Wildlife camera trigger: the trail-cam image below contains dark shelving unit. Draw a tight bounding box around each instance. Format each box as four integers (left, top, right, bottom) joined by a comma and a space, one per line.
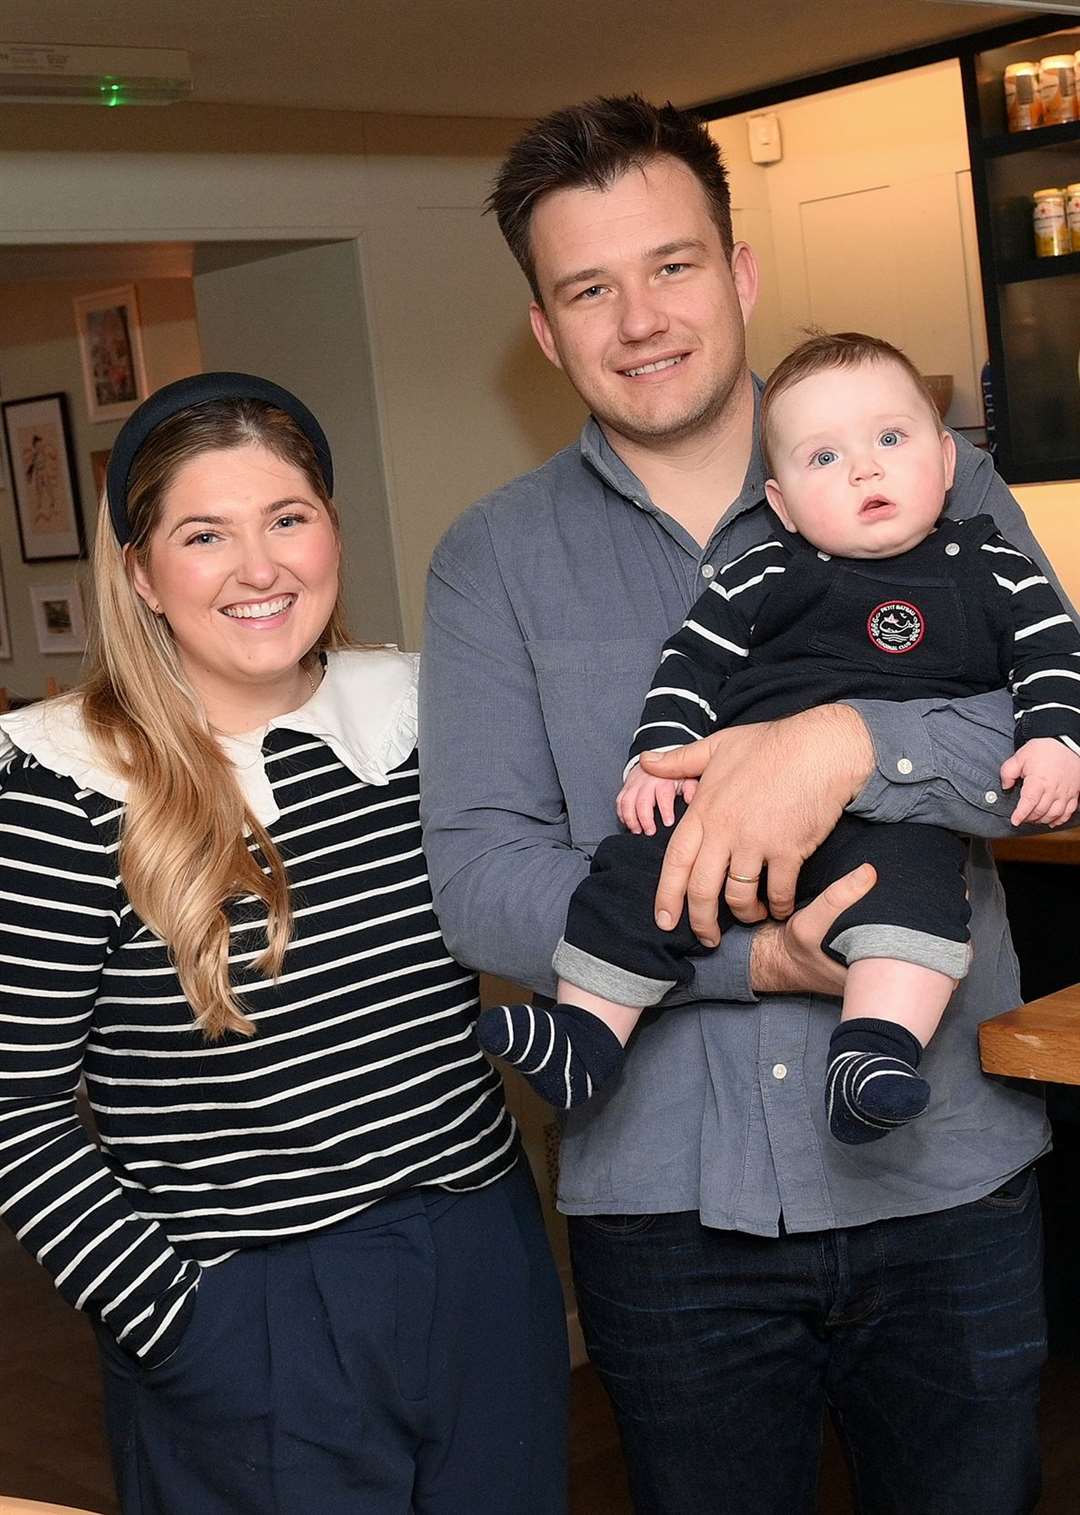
960, 26, 1080, 484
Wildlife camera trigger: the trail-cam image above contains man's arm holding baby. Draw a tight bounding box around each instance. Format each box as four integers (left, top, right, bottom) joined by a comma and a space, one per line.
421, 511, 867, 1005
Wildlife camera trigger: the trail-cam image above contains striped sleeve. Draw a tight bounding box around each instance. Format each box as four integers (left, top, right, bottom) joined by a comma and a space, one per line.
626, 538, 787, 770
982, 532, 1080, 758
0, 752, 199, 1366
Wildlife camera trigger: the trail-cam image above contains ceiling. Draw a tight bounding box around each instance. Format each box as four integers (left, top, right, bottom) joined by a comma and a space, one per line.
0, 0, 1026, 119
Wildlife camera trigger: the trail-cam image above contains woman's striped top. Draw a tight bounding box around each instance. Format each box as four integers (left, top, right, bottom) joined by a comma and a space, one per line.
0, 651, 517, 1367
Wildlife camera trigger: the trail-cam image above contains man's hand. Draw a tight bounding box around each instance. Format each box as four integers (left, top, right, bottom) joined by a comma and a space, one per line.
749, 863, 877, 995
641, 705, 875, 946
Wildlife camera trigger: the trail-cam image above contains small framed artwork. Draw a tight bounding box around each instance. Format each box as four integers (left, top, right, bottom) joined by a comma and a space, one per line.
0, 393, 86, 563
0, 557, 12, 661
90, 448, 111, 501
29, 580, 87, 657
72, 284, 148, 422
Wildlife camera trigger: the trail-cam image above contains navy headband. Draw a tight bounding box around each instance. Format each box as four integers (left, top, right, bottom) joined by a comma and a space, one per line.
106, 372, 334, 546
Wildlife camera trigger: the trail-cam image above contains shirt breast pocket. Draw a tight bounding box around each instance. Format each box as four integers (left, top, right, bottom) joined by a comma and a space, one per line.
808, 570, 969, 679
528, 637, 664, 848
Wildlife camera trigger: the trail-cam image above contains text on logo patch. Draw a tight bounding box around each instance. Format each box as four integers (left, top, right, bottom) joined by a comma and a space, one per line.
867, 600, 925, 654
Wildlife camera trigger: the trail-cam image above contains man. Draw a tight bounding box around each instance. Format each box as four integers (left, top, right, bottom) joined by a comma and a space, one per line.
420, 95, 1058, 1513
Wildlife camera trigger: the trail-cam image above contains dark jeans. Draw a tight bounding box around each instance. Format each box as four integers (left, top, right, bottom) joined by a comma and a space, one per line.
569, 1168, 1045, 1515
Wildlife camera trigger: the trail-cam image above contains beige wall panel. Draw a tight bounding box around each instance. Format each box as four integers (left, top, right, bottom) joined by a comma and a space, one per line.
708, 116, 787, 382
1014, 482, 1080, 608
193, 241, 402, 646
800, 185, 899, 337
734, 60, 986, 428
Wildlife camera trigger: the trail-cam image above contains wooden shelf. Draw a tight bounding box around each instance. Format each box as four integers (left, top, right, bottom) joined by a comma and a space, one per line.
980, 982, 1080, 1085
981, 120, 1080, 157
993, 829, 1080, 865
999, 251, 1080, 284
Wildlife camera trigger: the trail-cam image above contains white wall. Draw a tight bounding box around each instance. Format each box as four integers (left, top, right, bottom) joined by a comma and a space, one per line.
0, 275, 201, 695
0, 103, 585, 650
194, 241, 402, 645
709, 61, 989, 431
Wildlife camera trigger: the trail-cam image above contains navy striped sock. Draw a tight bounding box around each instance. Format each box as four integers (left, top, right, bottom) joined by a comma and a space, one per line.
826, 1018, 930, 1145
476, 1002, 625, 1109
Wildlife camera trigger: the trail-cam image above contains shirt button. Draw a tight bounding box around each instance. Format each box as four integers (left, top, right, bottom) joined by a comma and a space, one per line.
772, 1063, 788, 1080
985, 790, 998, 804
897, 757, 913, 775
945, 542, 960, 557
817, 551, 831, 561
701, 563, 716, 579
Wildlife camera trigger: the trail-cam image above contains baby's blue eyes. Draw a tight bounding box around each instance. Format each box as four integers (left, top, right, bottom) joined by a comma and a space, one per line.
809, 431, 905, 467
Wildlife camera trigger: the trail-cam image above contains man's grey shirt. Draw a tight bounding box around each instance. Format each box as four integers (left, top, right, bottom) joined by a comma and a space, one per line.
420, 412, 1060, 1235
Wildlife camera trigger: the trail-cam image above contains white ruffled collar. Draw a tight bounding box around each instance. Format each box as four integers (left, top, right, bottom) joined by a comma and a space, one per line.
0, 647, 418, 826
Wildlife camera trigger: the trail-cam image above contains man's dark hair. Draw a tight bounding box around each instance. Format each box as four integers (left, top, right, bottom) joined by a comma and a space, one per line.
488, 94, 733, 303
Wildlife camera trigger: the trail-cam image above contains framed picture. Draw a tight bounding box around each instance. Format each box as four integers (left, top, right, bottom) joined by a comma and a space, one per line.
29, 580, 87, 657
0, 556, 12, 661
0, 393, 86, 562
90, 448, 111, 501
72, 284, 148, 422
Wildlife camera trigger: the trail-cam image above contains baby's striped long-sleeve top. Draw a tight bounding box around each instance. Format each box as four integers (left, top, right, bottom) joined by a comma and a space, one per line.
626, 514, 1080, 771
0, 650, 516, 1367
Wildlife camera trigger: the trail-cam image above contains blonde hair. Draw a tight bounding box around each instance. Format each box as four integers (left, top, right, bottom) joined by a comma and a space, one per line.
80, 399, 351, 1040
760, 330, 944, 475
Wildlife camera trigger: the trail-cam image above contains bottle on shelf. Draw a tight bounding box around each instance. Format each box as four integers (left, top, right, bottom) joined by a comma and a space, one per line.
1004, 61, 1043, 132
1039, 55, 1078, 126
1067, 184, 1080, 253
1033, 187, 1071, 258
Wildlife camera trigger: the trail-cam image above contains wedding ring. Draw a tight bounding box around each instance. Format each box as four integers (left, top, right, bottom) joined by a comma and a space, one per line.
728, 872, 760, 884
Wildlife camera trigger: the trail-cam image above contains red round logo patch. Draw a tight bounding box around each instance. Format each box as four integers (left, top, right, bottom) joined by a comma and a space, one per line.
867, 600, 925, 654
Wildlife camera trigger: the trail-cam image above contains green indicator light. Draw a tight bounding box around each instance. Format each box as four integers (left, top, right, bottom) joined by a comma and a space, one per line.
99, 78, 128, 107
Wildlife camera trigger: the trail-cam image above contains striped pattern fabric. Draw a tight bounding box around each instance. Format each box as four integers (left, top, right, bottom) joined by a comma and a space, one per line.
982, 535, 1080, 757
0, 733, 515, 1367
626, 523, 1080, 771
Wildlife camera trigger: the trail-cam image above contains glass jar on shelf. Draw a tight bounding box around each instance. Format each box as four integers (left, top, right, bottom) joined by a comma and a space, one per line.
1033, 187, 1071, 257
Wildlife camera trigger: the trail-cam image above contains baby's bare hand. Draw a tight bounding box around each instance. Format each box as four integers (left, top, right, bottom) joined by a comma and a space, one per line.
616, 767, 683, 836
1001, 737, 1080, 828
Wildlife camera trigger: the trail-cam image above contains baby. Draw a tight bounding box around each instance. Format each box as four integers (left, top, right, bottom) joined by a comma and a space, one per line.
478, 332, 1080, 1142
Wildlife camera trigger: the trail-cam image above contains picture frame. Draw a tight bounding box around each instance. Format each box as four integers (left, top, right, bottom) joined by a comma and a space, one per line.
72, 284, 148, 422
29, 580, 87, 657
0, 555, 12, 661
0, 393, 86, 563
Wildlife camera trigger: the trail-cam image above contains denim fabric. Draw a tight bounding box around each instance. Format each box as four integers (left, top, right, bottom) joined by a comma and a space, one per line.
569, 1167, 1045, 1515
95, 1161, 568, 1515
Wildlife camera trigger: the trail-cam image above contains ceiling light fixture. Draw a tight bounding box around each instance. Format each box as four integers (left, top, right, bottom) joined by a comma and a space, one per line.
0, 43, 192, 106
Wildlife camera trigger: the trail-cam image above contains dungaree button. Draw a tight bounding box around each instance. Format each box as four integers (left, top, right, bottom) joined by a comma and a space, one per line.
897, 758, 914, 775
772, 1063, 788, 1080
945, 542, 961, 557
701, 563, 716, 579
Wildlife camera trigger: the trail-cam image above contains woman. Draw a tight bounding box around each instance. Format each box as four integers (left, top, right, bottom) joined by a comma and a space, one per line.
0, 373, 568, 1514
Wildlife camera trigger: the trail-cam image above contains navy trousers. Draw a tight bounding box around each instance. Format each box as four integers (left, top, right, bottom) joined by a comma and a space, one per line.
569, 1166, 1045, 1515
96, 1160, 569, 1514
564, 809, 970, 991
